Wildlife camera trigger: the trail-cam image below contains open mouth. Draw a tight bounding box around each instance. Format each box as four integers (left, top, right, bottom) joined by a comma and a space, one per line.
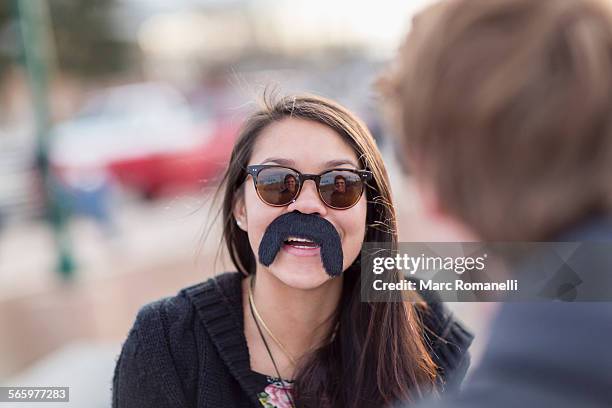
283, 236, 320, 249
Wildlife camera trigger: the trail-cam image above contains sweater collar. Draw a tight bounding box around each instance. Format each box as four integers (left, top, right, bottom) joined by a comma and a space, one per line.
184, 272, 262, 406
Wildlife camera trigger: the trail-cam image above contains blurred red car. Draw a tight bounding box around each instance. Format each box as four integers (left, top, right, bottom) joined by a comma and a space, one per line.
107, 119, 239, 198
50, 83, 240, 198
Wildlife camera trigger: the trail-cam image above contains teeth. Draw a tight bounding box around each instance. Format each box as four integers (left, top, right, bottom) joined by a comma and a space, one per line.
286, 236, 314, 243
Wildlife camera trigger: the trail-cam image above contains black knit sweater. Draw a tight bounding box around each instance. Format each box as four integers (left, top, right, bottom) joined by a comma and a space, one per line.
112, 272, 473, 407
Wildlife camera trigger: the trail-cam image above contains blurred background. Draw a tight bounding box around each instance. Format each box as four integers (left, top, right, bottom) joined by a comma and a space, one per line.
0, 0, 492, 406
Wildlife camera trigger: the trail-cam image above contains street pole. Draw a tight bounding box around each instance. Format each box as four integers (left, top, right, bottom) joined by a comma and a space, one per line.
17, 0, 75, 280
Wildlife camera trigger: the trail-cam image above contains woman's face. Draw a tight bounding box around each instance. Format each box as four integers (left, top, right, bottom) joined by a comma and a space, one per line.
235, 118, 368, 289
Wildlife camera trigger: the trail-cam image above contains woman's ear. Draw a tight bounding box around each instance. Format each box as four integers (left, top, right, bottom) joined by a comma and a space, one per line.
233, 194, 248, 232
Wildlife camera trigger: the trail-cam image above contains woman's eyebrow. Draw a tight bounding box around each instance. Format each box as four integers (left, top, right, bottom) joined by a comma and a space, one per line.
260, 157, 295, 166
259, 157, 359, 168
324, 159, 359, 168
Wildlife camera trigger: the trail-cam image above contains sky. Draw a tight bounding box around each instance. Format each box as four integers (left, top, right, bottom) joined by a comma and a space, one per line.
128, 0, 437, 58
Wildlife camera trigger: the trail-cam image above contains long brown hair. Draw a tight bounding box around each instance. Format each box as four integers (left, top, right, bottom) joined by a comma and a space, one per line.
215, 93, 437, 407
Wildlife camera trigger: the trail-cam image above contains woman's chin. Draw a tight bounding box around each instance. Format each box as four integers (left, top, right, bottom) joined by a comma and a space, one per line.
269, 263, 334, 290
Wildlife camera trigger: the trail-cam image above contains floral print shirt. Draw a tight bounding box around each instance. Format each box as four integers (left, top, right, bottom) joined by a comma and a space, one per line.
252, 371, 294, 408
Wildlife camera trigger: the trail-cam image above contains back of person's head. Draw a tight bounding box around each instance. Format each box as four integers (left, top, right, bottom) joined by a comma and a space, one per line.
383, 0, 612, 240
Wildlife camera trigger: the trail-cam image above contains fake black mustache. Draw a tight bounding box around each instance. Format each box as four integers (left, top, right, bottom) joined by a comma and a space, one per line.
258, 211, 343, 277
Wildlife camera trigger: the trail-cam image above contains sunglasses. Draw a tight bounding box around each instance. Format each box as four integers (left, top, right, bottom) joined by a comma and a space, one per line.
246, 164, 372, 210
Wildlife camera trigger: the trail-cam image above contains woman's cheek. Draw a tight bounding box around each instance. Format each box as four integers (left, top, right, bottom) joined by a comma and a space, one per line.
245, 200, 286, 261
244, 194, 269, 258
340, 203, 368, 269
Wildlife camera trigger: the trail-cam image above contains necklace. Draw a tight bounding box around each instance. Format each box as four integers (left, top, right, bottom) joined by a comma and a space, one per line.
248, 276, 295, 407
248, 277, 298, 366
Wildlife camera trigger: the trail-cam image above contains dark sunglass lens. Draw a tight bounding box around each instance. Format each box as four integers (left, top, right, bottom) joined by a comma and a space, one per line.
256, 167, 300, 205
319, 170, 363, 209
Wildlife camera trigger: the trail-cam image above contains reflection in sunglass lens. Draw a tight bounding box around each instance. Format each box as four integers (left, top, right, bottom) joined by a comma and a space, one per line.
319, 170, 363, 209
256, 167, 300, 206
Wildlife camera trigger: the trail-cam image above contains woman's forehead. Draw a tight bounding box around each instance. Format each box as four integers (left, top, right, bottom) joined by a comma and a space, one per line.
250, 118, 360, 169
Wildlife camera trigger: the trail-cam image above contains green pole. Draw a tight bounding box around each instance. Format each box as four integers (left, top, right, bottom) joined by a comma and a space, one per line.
17, 0, 76, 279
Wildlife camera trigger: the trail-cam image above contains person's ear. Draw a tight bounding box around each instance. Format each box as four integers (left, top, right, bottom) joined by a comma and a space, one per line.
233, 194, 248, 232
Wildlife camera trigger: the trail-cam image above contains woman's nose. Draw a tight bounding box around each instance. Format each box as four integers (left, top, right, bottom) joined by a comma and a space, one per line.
287, 180, 328, 216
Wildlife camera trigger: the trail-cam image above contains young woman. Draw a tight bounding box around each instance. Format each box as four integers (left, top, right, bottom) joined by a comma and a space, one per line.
112, 95, 472, 408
